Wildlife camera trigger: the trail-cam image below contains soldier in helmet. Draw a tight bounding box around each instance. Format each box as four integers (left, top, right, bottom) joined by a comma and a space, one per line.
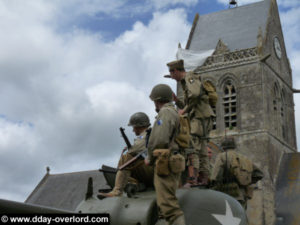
146, 84, 186, 225
210, 137, 263, 209
99, 112, 153, 197
165, 59, 217, 186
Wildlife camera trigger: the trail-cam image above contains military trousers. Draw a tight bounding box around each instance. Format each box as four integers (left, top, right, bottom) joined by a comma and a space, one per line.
118, 152, 154, 187
154, 167, 183, 224
237, 187, 247, 209
189, 117, 213, 175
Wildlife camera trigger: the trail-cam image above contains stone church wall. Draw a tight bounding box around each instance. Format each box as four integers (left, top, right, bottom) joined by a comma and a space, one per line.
262, 65, 297, 150
263, 0, 292, 86
192, 57, 295, 225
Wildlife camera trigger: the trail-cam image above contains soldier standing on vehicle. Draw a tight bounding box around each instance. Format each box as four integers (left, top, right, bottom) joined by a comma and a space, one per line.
145, 84, 186, 225
99, 112, 153, 197
165, 59, 217, 186
210, 137, 263, 209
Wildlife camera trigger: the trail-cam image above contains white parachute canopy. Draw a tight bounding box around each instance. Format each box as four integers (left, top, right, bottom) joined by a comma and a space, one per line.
176, 48, 214, 71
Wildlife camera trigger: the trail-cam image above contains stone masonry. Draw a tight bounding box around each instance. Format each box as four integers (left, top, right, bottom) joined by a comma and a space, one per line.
176, 1, 297, 224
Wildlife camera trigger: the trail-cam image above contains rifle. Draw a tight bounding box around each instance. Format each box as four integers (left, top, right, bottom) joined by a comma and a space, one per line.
118, 149, 147, 170
118, 128, 152, 170
99, 149, 148, 172
120, 127, 132, 149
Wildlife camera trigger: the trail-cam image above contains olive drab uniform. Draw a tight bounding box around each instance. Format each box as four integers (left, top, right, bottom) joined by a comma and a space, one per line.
176, 71, 215, 180
100, 129, 153, 197
118, 129, 154, 186
148, 103, 185, 224
211, 150, 263, 209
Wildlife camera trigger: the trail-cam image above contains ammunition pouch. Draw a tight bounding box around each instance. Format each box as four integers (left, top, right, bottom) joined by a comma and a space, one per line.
231, 154, 253, 186
175, 115, 191, 148
190, 118, 203, 137
169, 153, 185, 174
153, 149, 170, 176
190, 118, 212, 138
203, 80, 218, 107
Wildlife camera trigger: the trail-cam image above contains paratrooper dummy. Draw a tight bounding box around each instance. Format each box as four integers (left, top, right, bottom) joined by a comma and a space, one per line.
210, 137, 263, 209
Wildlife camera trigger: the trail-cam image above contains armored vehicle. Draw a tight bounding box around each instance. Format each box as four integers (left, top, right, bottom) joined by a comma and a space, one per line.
0, 164, 247, 225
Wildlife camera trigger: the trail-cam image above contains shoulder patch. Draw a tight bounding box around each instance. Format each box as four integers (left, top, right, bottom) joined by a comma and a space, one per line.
189, 78, 195, 84
138, 135, 143, 139
157, 119, 163, 125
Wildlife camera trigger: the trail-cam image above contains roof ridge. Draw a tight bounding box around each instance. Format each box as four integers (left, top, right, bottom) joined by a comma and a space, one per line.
46, 169, 100, 176
188, 0, 270, 52
25, 173, 50, 203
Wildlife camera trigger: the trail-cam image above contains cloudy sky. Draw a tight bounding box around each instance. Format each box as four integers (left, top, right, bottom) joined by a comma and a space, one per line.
0, 0, 299, 202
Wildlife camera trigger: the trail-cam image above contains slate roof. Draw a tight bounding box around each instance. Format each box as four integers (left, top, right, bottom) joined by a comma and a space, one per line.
25, 170, 110, 211
187, 0, 270, 51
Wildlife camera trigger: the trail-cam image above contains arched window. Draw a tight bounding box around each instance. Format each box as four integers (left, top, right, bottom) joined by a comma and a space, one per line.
212, 104, 217, 130
273, 84, 279, 112
281, 89, 285, 117
273, 82, 281, 136
281, 89, 286, 140
223, 80, 237, 128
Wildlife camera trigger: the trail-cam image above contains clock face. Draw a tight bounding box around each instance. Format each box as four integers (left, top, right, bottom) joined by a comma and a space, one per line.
274, 37, 282, 59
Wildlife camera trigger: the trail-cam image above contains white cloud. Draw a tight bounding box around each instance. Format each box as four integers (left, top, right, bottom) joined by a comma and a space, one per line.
150, 0, 198, 9
0, 2, 190, 202
278, 0, 300, 7
279, 4, 300, 146
86, 81, 151, 115
0, 119, 36, 153
281, 7, 300, 53
44, 0, 199, 25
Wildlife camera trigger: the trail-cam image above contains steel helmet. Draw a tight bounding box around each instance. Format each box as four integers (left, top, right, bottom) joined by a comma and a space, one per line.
128, 112, 150, 127
149, 84, 173, 102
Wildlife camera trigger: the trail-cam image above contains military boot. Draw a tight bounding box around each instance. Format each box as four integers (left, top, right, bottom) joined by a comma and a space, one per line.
170, 215, 186, 225
183, 167, 199, 188
98, 170, 130, 197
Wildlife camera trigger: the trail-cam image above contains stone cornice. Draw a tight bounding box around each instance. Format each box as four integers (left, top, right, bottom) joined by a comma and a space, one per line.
194, 47, 259, 73
209, 129, 297, 152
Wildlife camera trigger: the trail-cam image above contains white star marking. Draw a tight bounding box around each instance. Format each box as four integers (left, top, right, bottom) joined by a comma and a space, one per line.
212, 200, 241, 225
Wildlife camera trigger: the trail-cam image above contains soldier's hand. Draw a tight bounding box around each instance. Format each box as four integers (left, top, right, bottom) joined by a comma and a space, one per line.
121, 147, 128, 154
172, 92, 178, 102
144, 158, 150, 165
178, 109, 185, 115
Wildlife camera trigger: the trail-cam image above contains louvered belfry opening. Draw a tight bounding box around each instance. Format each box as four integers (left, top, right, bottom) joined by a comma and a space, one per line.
223, 80, 237, 129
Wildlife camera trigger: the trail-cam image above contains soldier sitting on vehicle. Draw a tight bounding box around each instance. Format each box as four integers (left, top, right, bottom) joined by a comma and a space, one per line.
210, 137, 263, 209
98, 112, 153, 197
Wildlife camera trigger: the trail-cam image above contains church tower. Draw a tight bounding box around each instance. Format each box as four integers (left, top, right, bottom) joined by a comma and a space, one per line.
178, 0, 297, 224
